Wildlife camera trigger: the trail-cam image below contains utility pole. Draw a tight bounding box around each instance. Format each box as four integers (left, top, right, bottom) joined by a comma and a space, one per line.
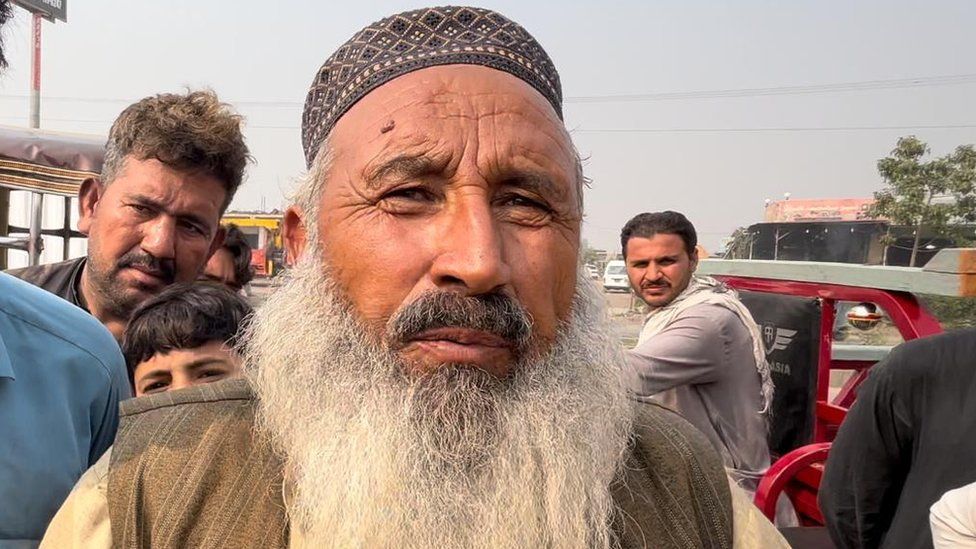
26, 11, 44, 265
3, 2, 68, 267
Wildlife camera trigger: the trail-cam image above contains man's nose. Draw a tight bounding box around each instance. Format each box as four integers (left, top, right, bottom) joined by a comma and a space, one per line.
429, 196, 511, 295
140, 216, 177, 259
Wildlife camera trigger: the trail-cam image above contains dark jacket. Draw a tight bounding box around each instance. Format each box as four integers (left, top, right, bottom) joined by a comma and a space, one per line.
820, 329, 976, 549
5, 257, 88, 311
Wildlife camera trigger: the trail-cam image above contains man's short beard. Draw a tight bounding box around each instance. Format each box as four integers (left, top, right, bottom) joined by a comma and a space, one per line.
84, 239, 176, 319
245, 245, 634, 548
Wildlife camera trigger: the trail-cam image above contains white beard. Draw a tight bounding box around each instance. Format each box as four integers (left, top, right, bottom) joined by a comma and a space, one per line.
244, 249, 634, 548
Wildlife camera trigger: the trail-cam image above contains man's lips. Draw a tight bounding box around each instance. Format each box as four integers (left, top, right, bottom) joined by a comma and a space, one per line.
411, 327, 511, 347
641, 284, 669, 294
123, 265, 168, 286
399, 327, 514, 376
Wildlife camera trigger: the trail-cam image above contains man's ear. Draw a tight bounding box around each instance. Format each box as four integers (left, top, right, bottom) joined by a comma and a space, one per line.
689, 247, 700, 272
283, 206, 308, 266
206, 225, 227, 262
77, 178, 103, 236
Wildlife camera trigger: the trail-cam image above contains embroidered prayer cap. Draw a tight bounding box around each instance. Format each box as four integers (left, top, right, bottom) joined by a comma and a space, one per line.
301, 5, 563, 168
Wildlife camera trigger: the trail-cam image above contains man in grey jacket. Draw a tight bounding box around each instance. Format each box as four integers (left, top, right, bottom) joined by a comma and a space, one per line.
621, 211, 776, 501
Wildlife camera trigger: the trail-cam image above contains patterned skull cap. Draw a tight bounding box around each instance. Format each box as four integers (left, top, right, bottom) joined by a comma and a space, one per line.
301, 5, 563, 168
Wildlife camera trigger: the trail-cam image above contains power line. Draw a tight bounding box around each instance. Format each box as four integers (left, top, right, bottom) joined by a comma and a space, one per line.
575, 124, 976, 134
1, 73, 975, 107
565, 73, 976, 104
2, 115, 974, 134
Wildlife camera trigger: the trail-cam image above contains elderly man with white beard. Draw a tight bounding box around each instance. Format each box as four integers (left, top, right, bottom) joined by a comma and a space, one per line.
41, 6, 788, 549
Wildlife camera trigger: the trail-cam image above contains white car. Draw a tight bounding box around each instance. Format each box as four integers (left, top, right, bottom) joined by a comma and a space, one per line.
602, 260, 630, 292
585, 264, 600, 279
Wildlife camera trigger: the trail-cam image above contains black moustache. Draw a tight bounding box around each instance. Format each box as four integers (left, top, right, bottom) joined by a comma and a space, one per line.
116, 252, 175, 282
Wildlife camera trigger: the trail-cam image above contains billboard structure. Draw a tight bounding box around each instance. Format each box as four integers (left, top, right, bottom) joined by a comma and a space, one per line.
2, 1, 69, 266
11, 0, 65, 22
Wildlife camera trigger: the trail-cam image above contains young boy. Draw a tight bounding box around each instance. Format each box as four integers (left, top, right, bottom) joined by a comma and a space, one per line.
40, 282, 253, 546
122, 282, 252, 396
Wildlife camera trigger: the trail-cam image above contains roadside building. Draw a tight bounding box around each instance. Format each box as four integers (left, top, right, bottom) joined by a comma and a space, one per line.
727, 198, 963, 267
220, 210, 285, 277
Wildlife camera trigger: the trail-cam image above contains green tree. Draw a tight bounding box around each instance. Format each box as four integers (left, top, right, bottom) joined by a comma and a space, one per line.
723, 227, 753, 259
869, 136, 976, 267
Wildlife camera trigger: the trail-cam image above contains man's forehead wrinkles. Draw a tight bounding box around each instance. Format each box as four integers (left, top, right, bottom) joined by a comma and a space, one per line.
480, 130, 574, 199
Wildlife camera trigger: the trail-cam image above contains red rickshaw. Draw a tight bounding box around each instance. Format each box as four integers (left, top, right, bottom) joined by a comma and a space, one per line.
699, 251, 976, 530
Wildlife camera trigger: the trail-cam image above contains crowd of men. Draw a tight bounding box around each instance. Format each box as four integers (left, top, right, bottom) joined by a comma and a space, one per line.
1, 3, 975, 549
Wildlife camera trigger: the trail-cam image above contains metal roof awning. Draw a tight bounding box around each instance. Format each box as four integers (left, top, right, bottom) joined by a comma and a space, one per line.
0, 125, 105, 196
699, 248, 976, 297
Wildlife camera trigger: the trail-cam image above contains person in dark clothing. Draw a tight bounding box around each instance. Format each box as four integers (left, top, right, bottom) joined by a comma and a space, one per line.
7, 256, 88, 311
201, 224, 254, 292
820, 328, 976, 549
6, 91, 250, 340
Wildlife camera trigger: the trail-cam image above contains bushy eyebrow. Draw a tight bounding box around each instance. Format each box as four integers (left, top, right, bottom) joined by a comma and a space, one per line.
363, 152, 572, 204
184, 358, 233, 371
364, 154, 441, 190
501, 171, 565, 202
126, 193, 211, 232
629, 253, 681, 265
138, 369, 172, 381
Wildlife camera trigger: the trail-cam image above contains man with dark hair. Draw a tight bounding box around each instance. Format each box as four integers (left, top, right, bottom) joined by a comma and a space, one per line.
7, 90, 251, 340
42, 7, 786, 548
0, 3, 131, 545
621, 211, 780, 512
202, 223, 254, 292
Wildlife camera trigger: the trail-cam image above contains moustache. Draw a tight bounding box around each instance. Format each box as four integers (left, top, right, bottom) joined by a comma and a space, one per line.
116, 251, 176, 284
386, 291, 533, 352
641, 281, 669, 290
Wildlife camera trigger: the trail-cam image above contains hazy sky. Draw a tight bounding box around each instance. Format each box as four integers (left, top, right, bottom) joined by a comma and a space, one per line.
2, 0, 974, 252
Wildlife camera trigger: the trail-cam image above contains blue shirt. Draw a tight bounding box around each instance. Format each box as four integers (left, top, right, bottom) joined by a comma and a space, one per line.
0, 273, 130, 547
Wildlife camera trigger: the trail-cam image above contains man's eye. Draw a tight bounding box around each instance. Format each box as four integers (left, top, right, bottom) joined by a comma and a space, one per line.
198, 370, 225, 380
384, 187, 435, 202
178, 220, 207, 236
377, 186, 438, 214
130, 204, 153, 215
500, 194, 550, 211
143, 380, 169, 393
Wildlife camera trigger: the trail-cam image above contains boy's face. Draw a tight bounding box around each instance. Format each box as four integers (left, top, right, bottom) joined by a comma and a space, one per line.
133, 340, 242, 396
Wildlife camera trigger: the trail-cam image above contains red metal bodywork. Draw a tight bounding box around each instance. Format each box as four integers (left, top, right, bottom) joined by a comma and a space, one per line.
754, 443, 831, 525
713, 276, 943, 522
